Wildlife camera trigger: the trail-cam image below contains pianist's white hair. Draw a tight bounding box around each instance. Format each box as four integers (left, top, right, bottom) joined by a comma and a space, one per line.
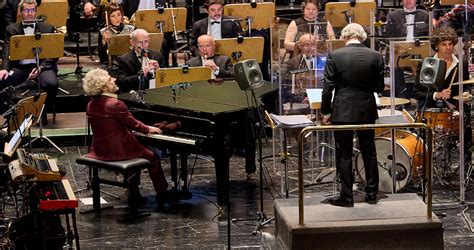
340, 23, 367, 42
83, 68, 109, 96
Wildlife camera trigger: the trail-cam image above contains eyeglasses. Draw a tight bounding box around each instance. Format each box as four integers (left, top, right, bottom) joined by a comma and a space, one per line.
22, 8, 36, 14
136, 40, 150, 46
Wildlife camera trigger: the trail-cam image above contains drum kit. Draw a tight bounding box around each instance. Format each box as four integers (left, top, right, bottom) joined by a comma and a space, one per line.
355, 79, 474, 192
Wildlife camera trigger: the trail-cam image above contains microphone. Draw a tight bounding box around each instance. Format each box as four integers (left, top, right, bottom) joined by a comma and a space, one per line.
34, 20, 41, 40
170, 82, 192, 90
231, 51, 242, 61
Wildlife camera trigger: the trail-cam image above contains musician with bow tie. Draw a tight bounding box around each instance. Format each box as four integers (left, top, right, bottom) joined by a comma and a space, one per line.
385, 0, 429, 100
186, 34, 234, 79
0, 0, 58, 125
188, 0, 242, 57
114, 29, 166, 93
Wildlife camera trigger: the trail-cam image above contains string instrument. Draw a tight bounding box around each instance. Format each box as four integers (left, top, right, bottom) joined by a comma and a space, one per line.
420, 0, 435, 11
437, 4, 474, 26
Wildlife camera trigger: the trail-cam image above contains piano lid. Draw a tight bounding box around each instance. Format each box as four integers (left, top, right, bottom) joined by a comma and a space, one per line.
120, 80, 278, 115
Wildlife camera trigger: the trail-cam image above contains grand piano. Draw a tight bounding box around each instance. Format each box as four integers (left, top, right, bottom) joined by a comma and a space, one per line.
120, 80, 278, 206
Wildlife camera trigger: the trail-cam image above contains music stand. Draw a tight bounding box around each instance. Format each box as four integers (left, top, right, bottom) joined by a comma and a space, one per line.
214, 37, 264, 64
327, 39, 346, 51
154, 67, 212, 88
9, 34, 64, 154
3, 114, 34, 158
325, 2, 376, 28
108, 33, 164, 68
8, 93, 46, 132
393, 41, 430, 75
134, 8, 187, 33
440, 0, 474, 4
223, 2, 275, 30
37, 0, 68, 28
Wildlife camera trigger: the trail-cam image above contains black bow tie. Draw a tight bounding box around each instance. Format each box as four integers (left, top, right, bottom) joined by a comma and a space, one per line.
211, 21, 220, 25
405, 11, 416, 16
23, 23, 34, 29
204, 56, 215, 60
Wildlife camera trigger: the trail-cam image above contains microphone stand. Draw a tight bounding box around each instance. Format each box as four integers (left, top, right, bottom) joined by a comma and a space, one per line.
232, 88, 274, 235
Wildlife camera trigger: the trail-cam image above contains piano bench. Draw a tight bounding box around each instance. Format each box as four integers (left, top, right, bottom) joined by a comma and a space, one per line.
76, 156, 151, 213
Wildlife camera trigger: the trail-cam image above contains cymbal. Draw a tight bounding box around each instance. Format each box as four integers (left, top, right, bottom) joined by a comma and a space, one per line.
379, 97, 411, 106
453, 94, 472, 101
451, 78, 474, 85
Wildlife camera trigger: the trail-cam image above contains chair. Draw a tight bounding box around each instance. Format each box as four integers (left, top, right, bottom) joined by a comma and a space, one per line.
75, 156, 151, 215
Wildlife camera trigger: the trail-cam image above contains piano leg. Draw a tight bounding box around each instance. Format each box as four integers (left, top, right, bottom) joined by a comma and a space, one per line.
180, 154, 192, 200
214, 135, 232, 206
170, 152, 178, 191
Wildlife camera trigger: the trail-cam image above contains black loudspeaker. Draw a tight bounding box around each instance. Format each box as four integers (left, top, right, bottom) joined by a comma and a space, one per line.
234, 59, 263, 90
419, 57, 447, 89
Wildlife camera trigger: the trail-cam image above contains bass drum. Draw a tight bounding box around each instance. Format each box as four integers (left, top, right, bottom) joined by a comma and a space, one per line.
355, 130, 425, 192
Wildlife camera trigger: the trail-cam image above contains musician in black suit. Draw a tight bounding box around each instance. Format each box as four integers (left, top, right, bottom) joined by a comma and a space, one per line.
385, 0, 429, 99
188, 0, 241, 56
321, 23, 385, 207
0, 0, 58, 125
114, 28, 165, 93
186, 34, 234, 79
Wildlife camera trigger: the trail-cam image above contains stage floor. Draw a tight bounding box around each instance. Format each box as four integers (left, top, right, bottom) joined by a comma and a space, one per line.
7, 111, 473, 248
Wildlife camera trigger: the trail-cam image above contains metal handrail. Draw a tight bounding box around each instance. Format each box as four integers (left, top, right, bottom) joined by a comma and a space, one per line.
297, 123, 433, 226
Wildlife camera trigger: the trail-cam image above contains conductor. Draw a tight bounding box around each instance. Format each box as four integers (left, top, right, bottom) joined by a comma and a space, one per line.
321, 23, 385, 207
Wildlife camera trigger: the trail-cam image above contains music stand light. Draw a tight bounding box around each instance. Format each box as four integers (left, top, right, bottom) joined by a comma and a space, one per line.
154, 67, 212, 88
9, 34, 64, 154
223, 2, 275, 30
325, 2, 376, 28
134, 8, 187, 33
3, 114, 34, 158
215, 37, 264, 64
108, 33, 164, 68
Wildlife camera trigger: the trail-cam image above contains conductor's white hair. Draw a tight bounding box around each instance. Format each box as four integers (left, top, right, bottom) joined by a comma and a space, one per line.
340, 23, 367, 42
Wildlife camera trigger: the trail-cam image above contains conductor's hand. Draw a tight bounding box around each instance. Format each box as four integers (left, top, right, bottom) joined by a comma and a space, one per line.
28, 67, 41, 80
83, 2, 96, 18
147, 126, 162, 134
435, 89, 451, 100
0, 70, 9, 81
322, 117, 332, 125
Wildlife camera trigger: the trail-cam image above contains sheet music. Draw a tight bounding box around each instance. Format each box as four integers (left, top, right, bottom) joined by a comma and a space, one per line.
269, 114, 314, 128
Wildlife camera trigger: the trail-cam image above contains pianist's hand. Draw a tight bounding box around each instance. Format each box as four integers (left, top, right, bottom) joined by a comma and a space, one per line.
147, 126, 163, 134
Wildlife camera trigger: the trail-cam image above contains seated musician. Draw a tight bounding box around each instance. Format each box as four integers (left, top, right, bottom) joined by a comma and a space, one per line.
188, 0, 242, 57
283, 33, 324, 113
0, 0, 59, 126
98, 3, 135, 66
284, 0, 335, 56
82, 68, 170, 207
186, 34, 234, 79
113, 28, 166, 93
413, 27, 471, 163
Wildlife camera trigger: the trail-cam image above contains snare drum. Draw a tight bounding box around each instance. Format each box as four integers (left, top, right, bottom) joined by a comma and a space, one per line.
355, 130, 425, 192
419, 108, 459, 132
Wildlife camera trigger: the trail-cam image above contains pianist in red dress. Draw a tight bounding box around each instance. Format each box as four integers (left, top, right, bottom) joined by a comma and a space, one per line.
82, 68, 168, 206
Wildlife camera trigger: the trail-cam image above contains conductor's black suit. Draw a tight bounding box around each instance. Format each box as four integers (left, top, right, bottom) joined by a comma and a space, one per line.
321, 43, 385, 204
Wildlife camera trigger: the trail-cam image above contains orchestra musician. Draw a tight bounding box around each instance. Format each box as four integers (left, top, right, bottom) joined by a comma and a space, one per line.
113, 28, 165, 93
186, 34, 234, 79
82, 68, 170, 208
284, 0, 335, 56
98, 3, 135, 66
284, 33, 322, 109
385, 0, 429, 99
321, 23, 384, 207
188, 0, 242, 57
0, 0, 58, 125
413, 27, 471, 165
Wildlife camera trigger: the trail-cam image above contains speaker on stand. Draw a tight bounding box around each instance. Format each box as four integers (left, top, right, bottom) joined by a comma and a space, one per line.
232, 59, 274, 234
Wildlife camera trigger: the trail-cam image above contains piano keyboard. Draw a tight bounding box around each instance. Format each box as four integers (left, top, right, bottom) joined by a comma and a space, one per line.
38, 179, 78, 211
133, 131, 197, 146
